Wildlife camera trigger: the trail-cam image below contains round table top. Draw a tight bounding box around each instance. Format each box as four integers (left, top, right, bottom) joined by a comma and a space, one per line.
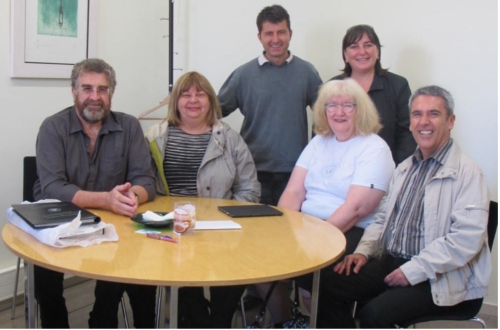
2, 197, 346, 286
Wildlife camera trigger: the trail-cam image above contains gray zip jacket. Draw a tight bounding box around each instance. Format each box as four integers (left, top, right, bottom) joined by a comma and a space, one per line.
144, 120, 260, 203
355, 141, 491, 306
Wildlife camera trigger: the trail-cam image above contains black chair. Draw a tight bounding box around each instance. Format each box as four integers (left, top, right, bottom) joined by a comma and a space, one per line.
11, 157, 130, 328
22, 156, 37, 202
11, 156, 37, 320
398, 200, 498, 328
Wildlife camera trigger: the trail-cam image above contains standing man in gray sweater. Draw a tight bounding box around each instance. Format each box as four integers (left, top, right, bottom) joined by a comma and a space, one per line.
218, 4, 322, 207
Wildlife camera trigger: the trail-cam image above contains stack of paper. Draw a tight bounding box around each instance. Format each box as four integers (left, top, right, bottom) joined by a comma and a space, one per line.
7, 200, 118, 248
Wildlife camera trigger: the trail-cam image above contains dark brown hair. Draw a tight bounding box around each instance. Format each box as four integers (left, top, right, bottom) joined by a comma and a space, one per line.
341, 25, 387, 77
256, 5, 290, 33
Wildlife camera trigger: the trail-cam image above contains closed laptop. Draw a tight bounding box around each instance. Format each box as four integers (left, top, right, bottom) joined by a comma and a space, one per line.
11, 202, 101, 229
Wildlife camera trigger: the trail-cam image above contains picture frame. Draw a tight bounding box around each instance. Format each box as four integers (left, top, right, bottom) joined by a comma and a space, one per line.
10, 0, 98, 79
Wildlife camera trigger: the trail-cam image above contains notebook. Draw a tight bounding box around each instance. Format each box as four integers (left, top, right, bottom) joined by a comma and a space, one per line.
218, 205, 283, 218
11, 202, 101, 229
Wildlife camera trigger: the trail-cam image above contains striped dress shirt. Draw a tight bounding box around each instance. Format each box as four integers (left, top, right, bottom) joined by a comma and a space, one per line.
385, 139, 453, 259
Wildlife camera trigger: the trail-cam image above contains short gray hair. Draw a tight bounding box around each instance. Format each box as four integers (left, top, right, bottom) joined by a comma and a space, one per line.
409, 85, 454, 118
71, 58, 117, 91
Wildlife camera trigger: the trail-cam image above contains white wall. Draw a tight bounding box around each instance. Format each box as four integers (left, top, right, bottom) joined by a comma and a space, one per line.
0, 0, 497, 309
178, 0, 498, 306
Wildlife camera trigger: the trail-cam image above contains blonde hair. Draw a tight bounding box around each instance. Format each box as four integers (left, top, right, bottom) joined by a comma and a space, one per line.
166, 71, 221, 126
313, 79, 382, 137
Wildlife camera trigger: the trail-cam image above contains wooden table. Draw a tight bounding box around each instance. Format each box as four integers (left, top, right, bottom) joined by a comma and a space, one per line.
2, 196, 346, 328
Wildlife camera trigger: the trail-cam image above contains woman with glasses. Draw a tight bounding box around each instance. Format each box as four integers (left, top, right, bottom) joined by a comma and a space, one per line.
256, 79, 395, 325
144, 71, 260, 328
332, 24, 415, 165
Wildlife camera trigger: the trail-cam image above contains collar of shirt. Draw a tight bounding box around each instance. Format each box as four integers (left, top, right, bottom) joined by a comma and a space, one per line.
258, 51, 294, 66
69, 106, 123, 135
412, 138, 453, 165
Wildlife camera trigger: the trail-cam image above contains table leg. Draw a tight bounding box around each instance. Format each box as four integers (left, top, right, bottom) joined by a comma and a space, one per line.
23, 261, 36, 328
169, 286, 179, 328
310, 270, 320, 328
156, 286, 165, 328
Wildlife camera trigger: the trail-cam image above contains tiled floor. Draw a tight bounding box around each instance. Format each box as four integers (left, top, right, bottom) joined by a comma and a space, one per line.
0, 278, 497, 328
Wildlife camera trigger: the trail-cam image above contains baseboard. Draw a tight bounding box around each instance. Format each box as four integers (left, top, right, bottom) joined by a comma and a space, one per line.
480, 303, 498, 316
0, 263, 24, 303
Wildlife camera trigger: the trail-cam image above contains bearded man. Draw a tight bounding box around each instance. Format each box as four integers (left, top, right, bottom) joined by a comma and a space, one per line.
33, 58, 156, 328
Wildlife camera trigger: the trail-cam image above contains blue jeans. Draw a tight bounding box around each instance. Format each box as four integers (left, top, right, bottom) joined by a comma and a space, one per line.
257, 172, 291, 206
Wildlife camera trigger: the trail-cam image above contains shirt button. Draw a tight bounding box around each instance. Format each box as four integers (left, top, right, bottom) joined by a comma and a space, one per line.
217, 131, 221, 135
206, 187, 210, 190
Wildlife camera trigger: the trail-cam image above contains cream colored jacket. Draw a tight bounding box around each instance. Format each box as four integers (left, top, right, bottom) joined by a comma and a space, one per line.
144, 120, 260, 203
355, 142, 491, 306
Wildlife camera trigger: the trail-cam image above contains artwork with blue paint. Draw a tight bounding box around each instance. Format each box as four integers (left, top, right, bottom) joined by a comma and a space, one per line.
37, 0, 78, 37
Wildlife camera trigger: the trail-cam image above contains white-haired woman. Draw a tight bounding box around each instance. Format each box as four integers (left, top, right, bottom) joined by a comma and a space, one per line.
257, 78, 395, 325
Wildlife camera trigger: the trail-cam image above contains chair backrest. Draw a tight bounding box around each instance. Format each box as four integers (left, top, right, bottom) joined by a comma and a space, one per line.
487, 201, 498, 251
23, 156, 38, 202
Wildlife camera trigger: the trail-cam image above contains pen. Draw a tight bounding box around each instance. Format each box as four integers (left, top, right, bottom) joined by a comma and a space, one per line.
146, 233, 178, 243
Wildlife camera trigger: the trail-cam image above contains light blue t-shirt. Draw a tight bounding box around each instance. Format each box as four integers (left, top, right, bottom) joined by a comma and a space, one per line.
296, 134, 394, 228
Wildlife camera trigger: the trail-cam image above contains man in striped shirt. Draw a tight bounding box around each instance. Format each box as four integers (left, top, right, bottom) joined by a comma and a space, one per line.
316, 86, 491, 328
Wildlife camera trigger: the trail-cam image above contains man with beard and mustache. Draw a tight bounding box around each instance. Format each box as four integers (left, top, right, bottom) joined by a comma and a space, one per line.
32, 58, 156, 328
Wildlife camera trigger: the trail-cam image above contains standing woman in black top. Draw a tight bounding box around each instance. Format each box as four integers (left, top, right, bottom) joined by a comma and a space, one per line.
331, 24, 416, 164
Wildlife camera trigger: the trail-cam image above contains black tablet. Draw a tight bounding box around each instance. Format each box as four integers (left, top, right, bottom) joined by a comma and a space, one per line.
218, 205, 283, 218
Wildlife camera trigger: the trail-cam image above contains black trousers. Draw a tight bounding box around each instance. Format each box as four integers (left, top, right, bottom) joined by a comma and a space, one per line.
34, 265, 156, 328
178, 285, 246, 328
296, 227, 365, 293
209, 285, 247, 328
88, 280, 157, 328
317, 254, 482, 328
34, 265, 69, 328
257, 172, 291, 206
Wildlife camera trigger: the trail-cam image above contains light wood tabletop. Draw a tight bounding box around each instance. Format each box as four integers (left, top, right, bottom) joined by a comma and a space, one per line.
3, 196, 346, 327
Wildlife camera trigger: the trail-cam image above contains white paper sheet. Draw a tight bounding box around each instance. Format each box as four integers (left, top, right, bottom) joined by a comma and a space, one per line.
195, 221, 242, 230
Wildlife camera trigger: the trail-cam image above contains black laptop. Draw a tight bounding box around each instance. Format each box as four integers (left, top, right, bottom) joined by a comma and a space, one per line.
11, 202, 101, 229
218, 204, 283, 218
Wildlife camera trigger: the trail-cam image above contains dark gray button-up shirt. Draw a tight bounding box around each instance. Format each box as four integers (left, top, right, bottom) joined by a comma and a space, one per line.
33, 106, 155, 202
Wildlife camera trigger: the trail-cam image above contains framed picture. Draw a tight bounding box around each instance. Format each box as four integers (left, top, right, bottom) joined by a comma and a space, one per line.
10, 0, 98, 79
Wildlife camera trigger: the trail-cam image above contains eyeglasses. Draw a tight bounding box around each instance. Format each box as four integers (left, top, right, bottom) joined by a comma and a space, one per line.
324, 102, 357, 113
80, 85, 110, 96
